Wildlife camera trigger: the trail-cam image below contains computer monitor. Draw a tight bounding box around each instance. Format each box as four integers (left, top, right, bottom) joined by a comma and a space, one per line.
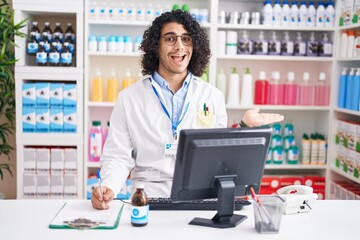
170, 126, 272, 229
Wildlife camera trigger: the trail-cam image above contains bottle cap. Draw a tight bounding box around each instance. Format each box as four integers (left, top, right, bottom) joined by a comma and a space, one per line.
319, 72, 326, 81
92, 121, 101, 126
272, 71, 280, 81
287, 72, 295, 82
136, 183, 145, 189
259, 71, 266, 80
303, 72, 310, 81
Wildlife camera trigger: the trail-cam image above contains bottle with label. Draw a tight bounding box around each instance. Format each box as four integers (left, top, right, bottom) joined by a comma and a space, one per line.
92, 68, 104, 102
254, 71, 269, 105
316, 1, 325, 27
89, 0, 99, 19
145, 4, 154, 21
41, 33, 50, 53
347, 30, 355, 58
65, 23, 76, 43
27, 32, 39, 55
107, 68, 119, 102
319, 33, 332, 57
310, 133, 319, 164
98, 35, 108, 52
269, 71, 284, 105
89, 120, 103, 162
272, 145, 284, 164
227, 67, 240, 105
240, 68, 253, 106
314, 72, 330, 106
137, 3, 146, 21
325, 1, 335, 27
36, 41, 47, 66
307, 1, 316, 27
262, 0, 273, 26
61, 42, 72, 67
268, 31, 281, 55
131, 183, 149, 227
340, 30, 348, 58
298, 1, 308, 27
281, 31, 294, 56
352, 68, 360, 111
272, 0, 282, 26
53, 22, 64, 43
253, 31, 268, 55
237, 31, 252, 55
122, 68, 133, 90
338, 68, 348, 108
345, 68, 356, 109
49, 42, 60, 66
118, 3, 127, 21
301, 133, 311, 164
53, 34, 63, 53
29, 21, 41, 42
283, 72, 298, 105
216, 68, 227, 98
99, 1, 109, 20
284, 121, 294, 136
306, 32, 319, 56
289, 1, 299, 27
287, 145, 299, 164
298, 72, 314, 105
281, 0, 291, 26
42, 22, 52, 43
103, 121, 110, 148
64, 35, 75, 55
88, 35, 98, 52
294, 32, 306, 56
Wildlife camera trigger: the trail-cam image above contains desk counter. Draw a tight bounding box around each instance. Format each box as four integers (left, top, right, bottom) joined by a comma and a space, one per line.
0, 200, 358, 240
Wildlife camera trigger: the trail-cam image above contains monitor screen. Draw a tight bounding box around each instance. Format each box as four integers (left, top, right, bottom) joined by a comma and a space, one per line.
170, 126, 272, 228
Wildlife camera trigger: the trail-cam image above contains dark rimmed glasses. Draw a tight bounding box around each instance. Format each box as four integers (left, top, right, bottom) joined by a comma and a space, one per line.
161, 33, 193, 46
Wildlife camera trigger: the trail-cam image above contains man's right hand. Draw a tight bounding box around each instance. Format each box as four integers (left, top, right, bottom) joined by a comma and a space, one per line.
91, 186, 115, 210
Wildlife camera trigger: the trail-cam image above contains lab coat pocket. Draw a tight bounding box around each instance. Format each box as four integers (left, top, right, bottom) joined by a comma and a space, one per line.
193, 103, 215, 128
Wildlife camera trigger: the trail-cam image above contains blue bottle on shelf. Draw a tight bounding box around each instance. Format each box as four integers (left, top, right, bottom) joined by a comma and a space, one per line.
338, 68, 347, 108
352, 68, 360, 111
345, 68, 355, 110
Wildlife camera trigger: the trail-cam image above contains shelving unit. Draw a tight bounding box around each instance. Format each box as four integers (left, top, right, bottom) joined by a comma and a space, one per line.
13, 0, 84, 198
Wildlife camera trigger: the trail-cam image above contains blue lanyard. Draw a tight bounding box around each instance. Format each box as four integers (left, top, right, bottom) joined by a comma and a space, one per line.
150, 79, 190, 139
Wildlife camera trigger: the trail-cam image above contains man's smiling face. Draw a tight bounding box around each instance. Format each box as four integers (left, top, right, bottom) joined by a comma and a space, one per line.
157, 22, 193, 78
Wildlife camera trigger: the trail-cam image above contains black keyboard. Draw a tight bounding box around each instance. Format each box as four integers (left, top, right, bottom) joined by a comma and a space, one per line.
148, 198, 251, 211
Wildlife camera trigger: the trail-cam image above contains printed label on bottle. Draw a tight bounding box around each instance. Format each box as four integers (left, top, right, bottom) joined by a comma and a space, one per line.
49, 52, 60, 64
36, 52, 47, 64
90, 132, 102, 157
27, 42, 38, 54
61, 52, 72, 64
131, 205, 149, 224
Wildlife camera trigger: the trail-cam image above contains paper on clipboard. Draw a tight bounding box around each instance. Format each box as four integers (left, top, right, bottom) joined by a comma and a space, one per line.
49, 200, 124, 230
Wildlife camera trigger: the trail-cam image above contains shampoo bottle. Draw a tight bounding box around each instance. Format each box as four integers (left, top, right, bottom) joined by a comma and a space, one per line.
227, 67, 240, 105
240, 68, 253, 106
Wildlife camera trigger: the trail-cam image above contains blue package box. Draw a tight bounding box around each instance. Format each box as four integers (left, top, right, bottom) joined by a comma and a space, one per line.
50, 83, 63, 108
22, 83, 36, 107
63, 107, 77, 133
22, 107, 36, 132
36, 82, 50, 108
36, 108, 50, 133
63, 84, 77, 108
50, 108, 63, 132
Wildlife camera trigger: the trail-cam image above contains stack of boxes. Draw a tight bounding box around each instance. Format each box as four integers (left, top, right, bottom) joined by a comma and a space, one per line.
22, 82, 77, 133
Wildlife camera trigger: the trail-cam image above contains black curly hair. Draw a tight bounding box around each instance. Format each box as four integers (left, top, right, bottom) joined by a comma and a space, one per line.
140, 10, 211, 77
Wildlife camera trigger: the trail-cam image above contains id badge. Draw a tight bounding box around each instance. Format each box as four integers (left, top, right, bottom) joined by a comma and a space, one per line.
164, 142, 178, 159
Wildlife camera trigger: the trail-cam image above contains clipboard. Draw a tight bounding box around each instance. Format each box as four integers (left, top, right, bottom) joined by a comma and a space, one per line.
49, 200, 124, 230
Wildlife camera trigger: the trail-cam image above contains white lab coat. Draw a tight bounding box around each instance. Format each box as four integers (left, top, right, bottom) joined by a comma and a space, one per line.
100, 75, 227, 197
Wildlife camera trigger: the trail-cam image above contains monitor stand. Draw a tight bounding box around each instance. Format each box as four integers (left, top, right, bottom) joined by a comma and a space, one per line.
189, 176, 247, 229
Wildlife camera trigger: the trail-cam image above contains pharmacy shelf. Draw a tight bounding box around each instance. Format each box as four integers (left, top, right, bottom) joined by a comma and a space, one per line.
334, 108, 360, 116
16, 133, 82, 146
15, 67, 83, 81
336, 57, 360, 62
87, 102, 115, 108
226, 105, 331, 111
217, 24, 335, 32
338, 22, 360, 30
217, 55, 334, 61
87, 52, 142, 57
265, 164, 327, 170
331, 166, 360, 185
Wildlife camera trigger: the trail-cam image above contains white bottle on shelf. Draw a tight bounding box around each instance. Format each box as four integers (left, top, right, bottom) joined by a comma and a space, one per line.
307, 1, 316, 27
272, 0, 282, 26
240, 68, 253, 106
347, 30, 355, 58
325, 1, 335, 27
127, 3, 136, 21
294, 32, 306, 56
281, 31, 294, 55
290, 1, 299, 27
262, 0, 273, 26
227, 67, 240, 105
99, 1, 109, 20
340, 30, 348, 58
89, 0, 99, 19
117, 3, 127, 21
316, 1, 325, 27
216, 68, 227, 98
137, 3, 146, 21
109, 0, 117, 20
145, 4, 154, 21
298, 1, 308, 27
281, 0, 291, 26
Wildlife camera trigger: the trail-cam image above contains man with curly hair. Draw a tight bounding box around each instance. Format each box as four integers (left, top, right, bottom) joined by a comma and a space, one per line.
92, 10, 283, 210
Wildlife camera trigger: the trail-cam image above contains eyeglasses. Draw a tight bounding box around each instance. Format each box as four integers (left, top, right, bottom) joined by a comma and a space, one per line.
161, 33, 193, 46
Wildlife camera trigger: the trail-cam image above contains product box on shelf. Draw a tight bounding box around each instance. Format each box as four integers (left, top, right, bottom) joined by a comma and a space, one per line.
259, 176, 281, 194
23, 172, 37, 198
335, 120, 345, 146
63, 83, 77, 108
50, 174, 64, 198
63, 173, 77, 198
345, 121, 358, 150
279, 176, 304, 187
50, 83, 63, 108
23, 148, 36, 172
22, 107, 36, 132
50, 108, 63, 132
357, 124, 360, 152
36, 108, 50, 132
35, 82, 50, 108
63, 107, 76, 133
36, 173, 51, 198
340, 0, 355, 25
22, 83, 36, 107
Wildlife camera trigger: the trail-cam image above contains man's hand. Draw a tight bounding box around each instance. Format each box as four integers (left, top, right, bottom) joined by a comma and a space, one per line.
242, 108, 284, 127
91, 186, 115, 210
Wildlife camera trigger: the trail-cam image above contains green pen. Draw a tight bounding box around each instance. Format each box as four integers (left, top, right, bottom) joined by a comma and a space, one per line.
203, 103, 206, 116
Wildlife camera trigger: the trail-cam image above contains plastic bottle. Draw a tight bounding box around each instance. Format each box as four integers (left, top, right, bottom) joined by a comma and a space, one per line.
108, 35, 117, 52
61, 42, 72, 67
27, 32, 38, 55
287, 145, 299, 164
227, 67, 240, 105
283, 72, 298, 105
42, 22, 52, 43
53, 22, 64, 43
284, 121, 294, 136
272, 0, 282, 26
284, 134, 296, 150
92, 68, 104, 102
41, 33, 50, 53
354, 31, 360, 57
306, 32, 319, 56
314, 72, 330, 106
117, 3, 127, 21
98, 35, 107, 52
65, 23, 75, 43
134, 36, 142, 52
53, 34, 63, 53
49, 42, 60, 66
268, 31, 281, 55
298, 72, 314, 105
237, 31, 252, 55
318, 134, 326, 165
88, 35, 97, 52
103, 121, 110, 148
262, 0, 273, 26
253, 31, 268, 55
290, 1, 299, 27
254, 71, 269, 105
298, 1, 308, 27
241, 68, 253, 106
89, 120, 103, 162
99, 1, 109, 20
137, 3, 146, 21
294, 32, 306, 56
281, 31, 294, 56
216, 68, 227, 97
107, 68, 119, 102
310, 133, 319, 164
30, 21, 41, 42
272, 145, 284, 164
301, 133, 311, 164
64, 35, 74, 55
281, 0, 291, 26
347, 30, 355, 58
316, 1, 325, 27
122, 68, 133, 90
145, 4, 154, 21
338, 68, 348, 108
272, 123, 282, 135
36, 41, 47, 66
127, 3, 136, 21
116, 36, 125, 52
340, 30, 348, 58
269, 71, 284, 105
124, 36, 133, 53
352, 68, 360, 111
346, 68, 355, 109
325, 1, 335, 27
131, 183, 149, 227
154, 4, 163, 18
319, 33, 332, 57
108, 0, 117, 20
307, 1, 316, 27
